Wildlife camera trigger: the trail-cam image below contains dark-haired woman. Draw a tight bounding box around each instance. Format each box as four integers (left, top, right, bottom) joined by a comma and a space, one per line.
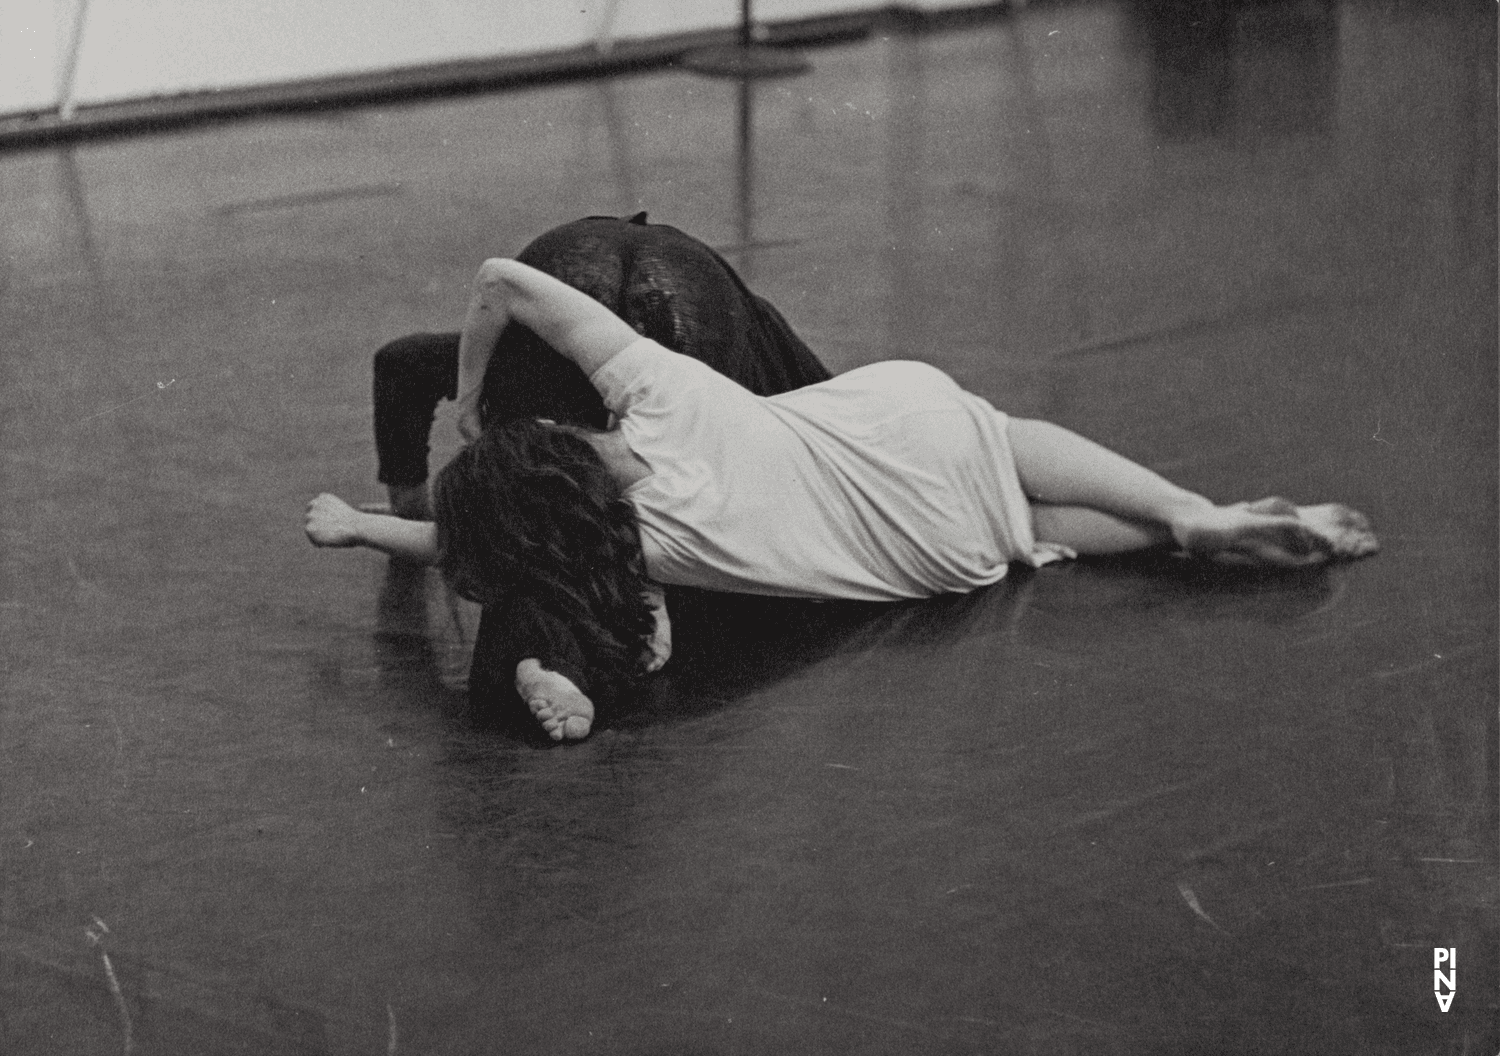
335, 215, 829, 735
309, 257, 1378, 742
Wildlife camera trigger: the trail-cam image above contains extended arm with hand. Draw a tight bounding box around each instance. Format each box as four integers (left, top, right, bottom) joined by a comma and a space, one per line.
314, 258, 642, 557
305, 493, 439, 564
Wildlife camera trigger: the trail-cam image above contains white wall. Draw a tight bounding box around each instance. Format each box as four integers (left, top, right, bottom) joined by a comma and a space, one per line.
0, 0, 68, 113
2, 0, 985, 118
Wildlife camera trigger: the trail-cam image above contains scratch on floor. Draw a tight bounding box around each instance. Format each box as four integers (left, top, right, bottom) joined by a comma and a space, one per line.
1063, 774, 1215, 831
1046, 1008, 1126, 1034
1181, 817, 1289, 863
1176, 882, 1227, 933
1372, 641, 1489, 681
86, 917, 134, 1055
1302, 877, 1374, 891
387, 1002, 398, 1055
77, 380, 177, 425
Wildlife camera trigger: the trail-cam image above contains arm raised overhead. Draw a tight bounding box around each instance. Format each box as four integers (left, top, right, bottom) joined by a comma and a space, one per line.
454, 258, 640, 439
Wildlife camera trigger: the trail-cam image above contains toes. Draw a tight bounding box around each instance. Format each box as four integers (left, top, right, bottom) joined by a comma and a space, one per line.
1300, 503, 1380, 558
525, 693, 592, 741
529, 705, 566, 741
1275, 520, 1327, 558
1258, 520, 1333, 566
1189, 499, 1378, 570
1200, 516, 1330, 568
528, 703, 589, 741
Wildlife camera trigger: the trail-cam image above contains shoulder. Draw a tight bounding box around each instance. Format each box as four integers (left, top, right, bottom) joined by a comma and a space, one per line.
590, 336, 703, 386
590, 337, 734, 415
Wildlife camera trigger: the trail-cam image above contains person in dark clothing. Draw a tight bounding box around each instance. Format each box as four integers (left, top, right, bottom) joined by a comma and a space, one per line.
339, 214, 830, 729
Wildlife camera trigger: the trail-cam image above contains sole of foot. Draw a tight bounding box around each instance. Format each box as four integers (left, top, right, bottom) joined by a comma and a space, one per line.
1179, 497, 1379, 569
515, 659, 594, 742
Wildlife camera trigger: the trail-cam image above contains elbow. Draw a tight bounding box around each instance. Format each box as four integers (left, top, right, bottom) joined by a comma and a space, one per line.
475, 257, 519, 295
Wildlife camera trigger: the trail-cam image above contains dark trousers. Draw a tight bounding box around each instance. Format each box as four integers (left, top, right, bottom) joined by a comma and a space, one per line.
371, 214, 830, 717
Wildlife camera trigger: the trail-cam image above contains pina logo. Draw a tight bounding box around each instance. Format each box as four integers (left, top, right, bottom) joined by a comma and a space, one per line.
1433, 948, 1456, 1012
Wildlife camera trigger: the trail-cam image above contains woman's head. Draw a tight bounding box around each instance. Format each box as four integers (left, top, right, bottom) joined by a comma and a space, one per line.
433, 419, 656, 688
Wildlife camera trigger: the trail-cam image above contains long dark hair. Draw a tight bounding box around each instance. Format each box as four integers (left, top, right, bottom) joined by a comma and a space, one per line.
433, 419, 656, 691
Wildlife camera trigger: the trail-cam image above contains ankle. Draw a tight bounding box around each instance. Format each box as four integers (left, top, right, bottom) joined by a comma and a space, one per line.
1164, 497, 1221, 547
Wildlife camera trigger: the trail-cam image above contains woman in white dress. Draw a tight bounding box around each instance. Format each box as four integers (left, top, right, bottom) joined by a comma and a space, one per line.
306, 257, 1378, 742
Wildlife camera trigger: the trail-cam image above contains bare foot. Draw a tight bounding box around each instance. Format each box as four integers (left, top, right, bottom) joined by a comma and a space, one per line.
1174, 497, 1378, 569
1288, 502, 1380, 559
515, 659, 594, 741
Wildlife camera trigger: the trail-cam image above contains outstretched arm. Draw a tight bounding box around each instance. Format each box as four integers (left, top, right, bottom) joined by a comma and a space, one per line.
454, 258, 640, 438
305, 493, 439, 564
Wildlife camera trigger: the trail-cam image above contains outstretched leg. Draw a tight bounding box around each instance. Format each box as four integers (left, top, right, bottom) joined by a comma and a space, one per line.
1029, 504, 1173, 555
1007, 418, 1378, 567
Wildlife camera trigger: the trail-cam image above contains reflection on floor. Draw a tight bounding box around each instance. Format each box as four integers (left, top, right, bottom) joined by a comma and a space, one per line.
1, 2, 1494, 1053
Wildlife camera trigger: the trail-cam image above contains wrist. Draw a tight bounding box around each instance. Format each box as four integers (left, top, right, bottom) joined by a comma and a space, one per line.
350, 510, 375, 548
455, 379, 482, 410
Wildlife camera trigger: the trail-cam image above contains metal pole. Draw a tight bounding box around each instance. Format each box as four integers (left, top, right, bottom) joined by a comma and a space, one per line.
57, 0, 94, 121
680, 0, 809, 79
594, 0, 623, 53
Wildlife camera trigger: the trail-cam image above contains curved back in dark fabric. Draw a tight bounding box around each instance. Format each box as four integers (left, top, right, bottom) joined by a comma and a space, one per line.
479, 213, 830, 429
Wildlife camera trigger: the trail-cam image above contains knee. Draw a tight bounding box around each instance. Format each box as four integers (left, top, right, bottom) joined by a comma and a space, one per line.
374, 333, 460, 405
373, 334, 436, 380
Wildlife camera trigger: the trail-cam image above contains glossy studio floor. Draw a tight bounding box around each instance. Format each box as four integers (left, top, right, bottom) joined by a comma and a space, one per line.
1, 2, 1495, 1053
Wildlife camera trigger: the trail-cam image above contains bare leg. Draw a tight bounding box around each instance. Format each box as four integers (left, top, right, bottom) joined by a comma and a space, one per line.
1008, 419, 1213, 527
1029, 504, 1172, 555
1007, 419, 1378, 566
516, 659, 594, 741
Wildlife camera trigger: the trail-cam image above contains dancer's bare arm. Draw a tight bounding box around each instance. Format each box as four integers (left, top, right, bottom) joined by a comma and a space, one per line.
454, 258, 639, 438
305, 493, 439, 564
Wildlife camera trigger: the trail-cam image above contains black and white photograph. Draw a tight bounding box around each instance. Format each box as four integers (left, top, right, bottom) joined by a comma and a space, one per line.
1, 0, 1494, 1052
